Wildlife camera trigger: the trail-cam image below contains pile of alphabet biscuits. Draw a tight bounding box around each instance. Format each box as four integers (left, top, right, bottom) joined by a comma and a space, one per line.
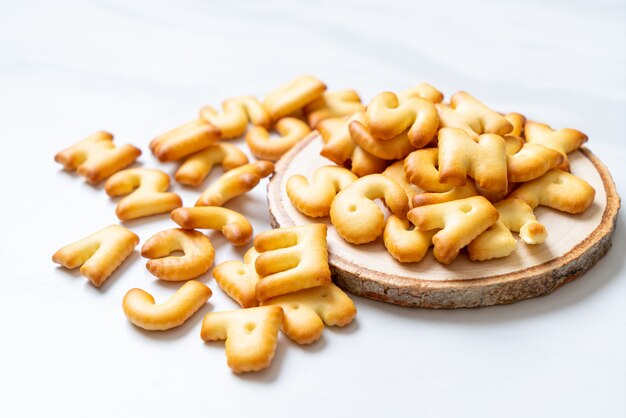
52, 76, 595, 373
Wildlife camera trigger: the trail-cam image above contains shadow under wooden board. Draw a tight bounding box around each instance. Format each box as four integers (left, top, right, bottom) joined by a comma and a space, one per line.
267, 132, 621, 308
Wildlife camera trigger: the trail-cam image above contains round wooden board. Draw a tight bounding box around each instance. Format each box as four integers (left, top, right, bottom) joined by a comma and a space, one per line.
267, 133, 621, 308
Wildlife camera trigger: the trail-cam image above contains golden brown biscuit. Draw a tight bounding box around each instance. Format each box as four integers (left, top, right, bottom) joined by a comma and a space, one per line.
141, 228, 215, 281
52, 224, 139, 287
175, 143, 249, 187
199, 96, 270, 139
263, 75, 327, 120
365, 91, 439, 148
318, 116, 389, 177
123, 280, 212, 331
303, 90, 365, 128
150, 119, 220, 162
54, 131, 141, 184
348, 118, 416, 160
254, 224, 331, 301
436, 91, 513, 138
510, 169, 595, 214
213, 248, 261, 308
467, 220, 517, 261
383, 215, 435, 263
404, 148, 453, 193
408, 196, 499, 264
200, 306, 284, 374
397, 82, 444, 104
195, 160, 274, 207
330, 174, 409, 244
246, 117, 311, 161
382, 160, 421, 206
286, 166, 358, 217
171, 206, 253, 246
524, 121, 588, 170
260, 283, 356, 345
507, 142, 564, 183
504, 113, 526, 138
495, 197, 547, 244
437, 127, 508, 195
105, 168, 182, 220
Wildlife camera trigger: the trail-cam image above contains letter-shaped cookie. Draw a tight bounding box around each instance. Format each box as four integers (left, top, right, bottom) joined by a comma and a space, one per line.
507, 143, 564, 183
260, 283, 356, 345
304, 90, 365, 128
404, 148, 454, 193
504, 113, 526, 138
287, 166, 358, 217
175, 143, 249, 187
330, 174, 409, 244
254, 224, 331, 301
408, 196, 499, 264
383, 215, 435, 263
123, 280, 212, 331
263, 75, 327, 120
54, 131, 141, 184
171, 206, 253, 246
495, 198, 547, 244
524, 121, 588, 170
510, 169, 595, 214
52, 224, 139, 287
105, 168, 182, 220
150, 119, 220, 162
365, 91, 439, 148
397, 82, 444, 104
382, 160, 421, 206
246, 117, 311, 161
318, 116, 389, 177
467, 221, 517, 261
412, 181, 477, 207
213, 248, 261, 308
195, 161, 274, 207
436, 91, 513, 138
141, 228, 215, 281
199, 96, 270, 139
349, 118, 416, 160
200, 306, 283, 374
438, 127, 508, 194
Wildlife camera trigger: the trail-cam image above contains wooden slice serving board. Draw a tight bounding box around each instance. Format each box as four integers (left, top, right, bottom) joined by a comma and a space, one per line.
267, 133, 620, 308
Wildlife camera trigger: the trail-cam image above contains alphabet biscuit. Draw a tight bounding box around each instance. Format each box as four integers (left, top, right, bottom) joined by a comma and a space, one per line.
246, 117, 311, 161
141, 228, 215, 281
263, 75, 327, 120
510, 169, 595, 214
495, 197, 547, 244
507, 142, 564, 183
254, 224, 331, 301
383, 215, 435, 263
175, 143, 249, 187
199, 96, 270, 139
436, 91, 513, 138
200, 306, 283, 374
123, 280, 212, 331
382, 160, 421, 205
260, 283, 356, 345
524, 121, 588, 170
304, 90, 365, 128
437, 127, 508, 194
467, 220, 517, 261
407, 196, 499, 264
212, 248, 261, 308
195, 160, 274, 207
286, 165, 358, 217
171, 206, 253, 246
397, 82, 444, 104
349, 117, 416, 160
52, 224, 139, 287
54, 131, 141, 184
150, 119, 220, 162
105, 168, 182, 220
365, 91, 439, 148
330, 174, 409, 244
